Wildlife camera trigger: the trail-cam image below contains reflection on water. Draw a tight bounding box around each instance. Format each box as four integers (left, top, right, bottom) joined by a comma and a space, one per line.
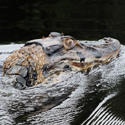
82, 92, 125, 125
0, 42, 125, 124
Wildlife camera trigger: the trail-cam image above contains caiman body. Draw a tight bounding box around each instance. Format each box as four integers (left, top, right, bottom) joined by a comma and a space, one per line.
2, 32, 121, 89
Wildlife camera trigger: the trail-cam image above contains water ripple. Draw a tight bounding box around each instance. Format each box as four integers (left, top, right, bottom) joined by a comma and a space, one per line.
0, 42, 125, 124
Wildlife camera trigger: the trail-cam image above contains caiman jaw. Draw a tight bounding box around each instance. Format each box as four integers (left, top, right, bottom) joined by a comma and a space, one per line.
69, 60, 92, 70
69, 60, 104, 70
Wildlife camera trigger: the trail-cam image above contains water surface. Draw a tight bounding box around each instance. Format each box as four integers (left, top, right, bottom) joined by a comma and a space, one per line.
0, 41, 125, 125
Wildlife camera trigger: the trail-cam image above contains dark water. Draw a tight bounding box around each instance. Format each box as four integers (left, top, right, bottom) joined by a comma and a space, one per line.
1, 0, 125, 44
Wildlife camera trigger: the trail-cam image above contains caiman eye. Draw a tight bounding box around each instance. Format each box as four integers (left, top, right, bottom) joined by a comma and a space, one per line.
63, 39, 76, 50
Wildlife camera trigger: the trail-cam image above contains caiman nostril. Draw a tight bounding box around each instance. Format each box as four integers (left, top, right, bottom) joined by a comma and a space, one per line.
63, 65, 71, 71
80, 58, 85, 62
77, 51, 85, 63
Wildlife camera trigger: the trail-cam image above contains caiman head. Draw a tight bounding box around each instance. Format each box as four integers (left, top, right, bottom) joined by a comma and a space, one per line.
2, 32, 121, 89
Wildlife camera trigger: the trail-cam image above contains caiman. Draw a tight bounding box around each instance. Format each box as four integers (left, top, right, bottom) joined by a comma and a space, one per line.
2, 32, 121, 89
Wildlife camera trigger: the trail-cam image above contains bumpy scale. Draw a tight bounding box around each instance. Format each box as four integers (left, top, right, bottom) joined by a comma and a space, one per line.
3, 44, 48, 88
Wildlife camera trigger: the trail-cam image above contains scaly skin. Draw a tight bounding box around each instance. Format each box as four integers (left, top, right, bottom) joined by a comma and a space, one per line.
2, 32, 121, 89
3, 44, 48, 88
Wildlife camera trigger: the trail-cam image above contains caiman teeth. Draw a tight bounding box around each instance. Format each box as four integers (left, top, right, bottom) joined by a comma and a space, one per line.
69, 59, 81, 63
68, 57, 85, 63
69, 59, 93, 70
